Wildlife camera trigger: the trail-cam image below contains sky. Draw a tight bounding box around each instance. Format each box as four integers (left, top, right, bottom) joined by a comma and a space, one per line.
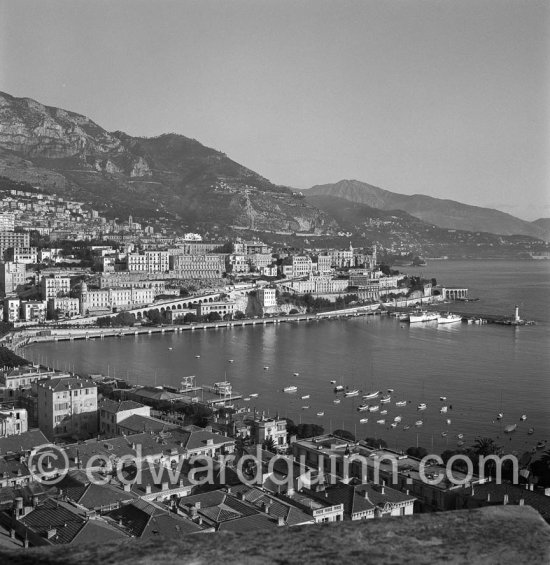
1, 0, 549, 220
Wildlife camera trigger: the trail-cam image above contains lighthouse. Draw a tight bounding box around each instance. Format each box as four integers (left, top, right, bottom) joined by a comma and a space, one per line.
514, 305, 520, 323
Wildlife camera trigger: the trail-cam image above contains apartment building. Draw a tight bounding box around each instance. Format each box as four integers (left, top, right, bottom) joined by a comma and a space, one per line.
0, 261, 26, 296
258, 288, 277, 308
3, 297, 20, 322
197, 301, 236, 318
0, 213, 15, 231
169, 254, 226, 279
281, 255, 313, 278
36, 376, 98, 440
0, 231, 29, 257
40, 275, 71, 300
47, 297, 80, 319
0, 407, 28, 437
79, 281, 155, 314
127, 251, 169, 273
20, 300, 47, 323
4, 247, 38, 264
249, 417, 288, 449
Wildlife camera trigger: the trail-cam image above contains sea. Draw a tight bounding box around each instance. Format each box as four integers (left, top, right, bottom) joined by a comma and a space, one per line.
28, 260, 550, 456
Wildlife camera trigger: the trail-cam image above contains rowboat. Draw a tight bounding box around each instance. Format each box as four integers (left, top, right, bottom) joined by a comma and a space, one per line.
301, 395, 310, 400
345, 389, 360, 397
415, 420, 423, 427
380, 395, 391, 404
417, 403, 427, 411
363, 391, 380, 400
395, 400, 407, 407
368, 405, 380, 412
317, 412, 324, 417
376, 419, 385, 425
359, 418, 369, 424
283, 386, 297, 393
357, 404, 370, 412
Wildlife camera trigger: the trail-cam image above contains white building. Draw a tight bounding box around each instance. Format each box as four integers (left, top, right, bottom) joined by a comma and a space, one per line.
127, 251, 169, 273
0, 407, 28, 437
48, 297, 80, 319
258, 288, 277, 308
20, 300, 47, 322
40, 275, 71, 300
3, 297, 20, 322
0, 261, 26, 297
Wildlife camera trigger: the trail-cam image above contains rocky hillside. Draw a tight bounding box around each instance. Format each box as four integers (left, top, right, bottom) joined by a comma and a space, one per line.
0, 92, 333, 233
308, 179, 546, 239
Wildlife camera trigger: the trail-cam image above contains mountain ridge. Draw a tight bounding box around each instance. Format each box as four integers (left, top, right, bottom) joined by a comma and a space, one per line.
307, 179, 546, 239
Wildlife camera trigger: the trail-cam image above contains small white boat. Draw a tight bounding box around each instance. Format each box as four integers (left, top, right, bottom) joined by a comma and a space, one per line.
496, 413, 503, 420
250, 393, 258, 398
440, 406, 448, 413
293, 372, 300, 376
441, 432, 447, 437
244, 397, 251, 402
394, 416, 402, 422
391, 422, 398, 428
168, 347, 173, 351
457, 433, 464, 439
368, 405, 380, 412
333, 399, 341, 404
387, 388, 394, 393
334, 385, 345, 392
504, 424, 517, 433
330, 380, 336, 384
417, 403, 427, 411
283, 386, 298, 393
395, 400, 407, 407
360, 418, 369, 424
380, 410, 388, 415
415, 420, 423, 427
440, 396, 447, 401
302, 406, 310, 410
376, 419, 386, 425
380, 395, 391, 404
345, 389, 360, 398
403, 425, 411, 430
520, 415, 527, 421
317, 412, 324, 417
363, 391, 380, 400
263, 366, 269, 370
301, 394, 310, 399
195, 355, 201, 358
357, 404, 370, 412
446, 419, 452, 425
457, 440, 465, 447
528, 427, 534, 435
228, 359, 234, 363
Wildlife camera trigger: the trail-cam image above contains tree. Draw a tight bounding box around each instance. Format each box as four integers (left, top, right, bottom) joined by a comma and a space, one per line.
206, 312, 222, 322
296, 423, 324, 439
234, 311, 246, 320
365, 437, 387, 449
184, 312, 198, 323
334, 429, 355, 442
97, 316, 112, 327
262, 437, 276, 453
406, 446, 429, 459
147, 309, 162, 324
289, 308, 299, 315
470, 437, 503, 477
114, 311, 135, 327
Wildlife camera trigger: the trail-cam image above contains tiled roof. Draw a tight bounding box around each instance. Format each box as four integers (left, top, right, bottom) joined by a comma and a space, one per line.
217, 513, 277, 532
77, 482, 137, 510
37, 376, 97, 392
456, 482, 550, 522
70, 517, 128, 544
0, 429, 49, 454
19, 498, 87, 545
100, 399, 146, 414
118, 414, 178, 434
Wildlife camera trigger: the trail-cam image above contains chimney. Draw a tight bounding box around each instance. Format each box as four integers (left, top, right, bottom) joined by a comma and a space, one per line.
530, 484, 534, 491
194, 502, 201, 510
145, 484, 151, 494
162, 481, 169, 491
487, 493, 491, 502
519, 499, 525, 506
46, 528, 57, 539
123, 483, 131, 492
238, 491, 245, 501
277, 516, 285, 526
470, 486, 475, 496
381, 481, 385, 495
503, 494, 509, 505
262, 501, 272, 514
226, 487, 231, 494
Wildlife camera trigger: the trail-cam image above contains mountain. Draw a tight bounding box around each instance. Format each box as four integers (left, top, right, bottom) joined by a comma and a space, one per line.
532, 218, 550, 241
0, 91, 332, 233
307, 180, 546, 239
305, 194, 544, 259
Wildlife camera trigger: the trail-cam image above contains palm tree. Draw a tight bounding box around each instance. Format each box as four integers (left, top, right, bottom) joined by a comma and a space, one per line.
262, 437, 276, 453
470, 437, 503, 477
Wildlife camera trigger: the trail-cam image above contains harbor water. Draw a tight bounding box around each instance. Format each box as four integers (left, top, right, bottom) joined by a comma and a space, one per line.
28, 260, 550, 455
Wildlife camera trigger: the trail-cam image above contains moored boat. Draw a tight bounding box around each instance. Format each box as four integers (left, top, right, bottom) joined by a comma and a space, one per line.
391, 422, 398, 428
440, 406, 448, 413
301, 394, 310, 399
283, 385, 298, 393
359, 418, 369, 424
437, 313, 463, 324
520, 414, 527, 421
363, 390, 380, 400
317, 411, 324, 417
345, 389, 360, 397
376, 419, 385, 425
333, 399, 341, 404
417, 403, 427, 411
368, 405, 380, 412
357, 404, 370, 412
504, 424, 517, 433
409, 310, 438, 323
415, 420, 423, 427
380, 410, 388, 415
334, 385, 345, 392
380, 395, 391, 404
394, 416, 402, 422
395, 400, 407, 407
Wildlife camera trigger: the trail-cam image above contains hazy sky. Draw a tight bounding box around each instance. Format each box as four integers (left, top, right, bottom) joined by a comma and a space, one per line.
1, 0, 549, 220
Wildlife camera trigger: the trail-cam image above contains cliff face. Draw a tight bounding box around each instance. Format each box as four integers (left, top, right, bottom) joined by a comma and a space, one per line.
0, 91, 334, 233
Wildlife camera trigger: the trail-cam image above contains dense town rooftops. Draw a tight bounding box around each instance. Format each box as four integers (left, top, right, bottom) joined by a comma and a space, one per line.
0, 429, 49, 455
99, 399, 146, 414
36, 376, 97, 392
